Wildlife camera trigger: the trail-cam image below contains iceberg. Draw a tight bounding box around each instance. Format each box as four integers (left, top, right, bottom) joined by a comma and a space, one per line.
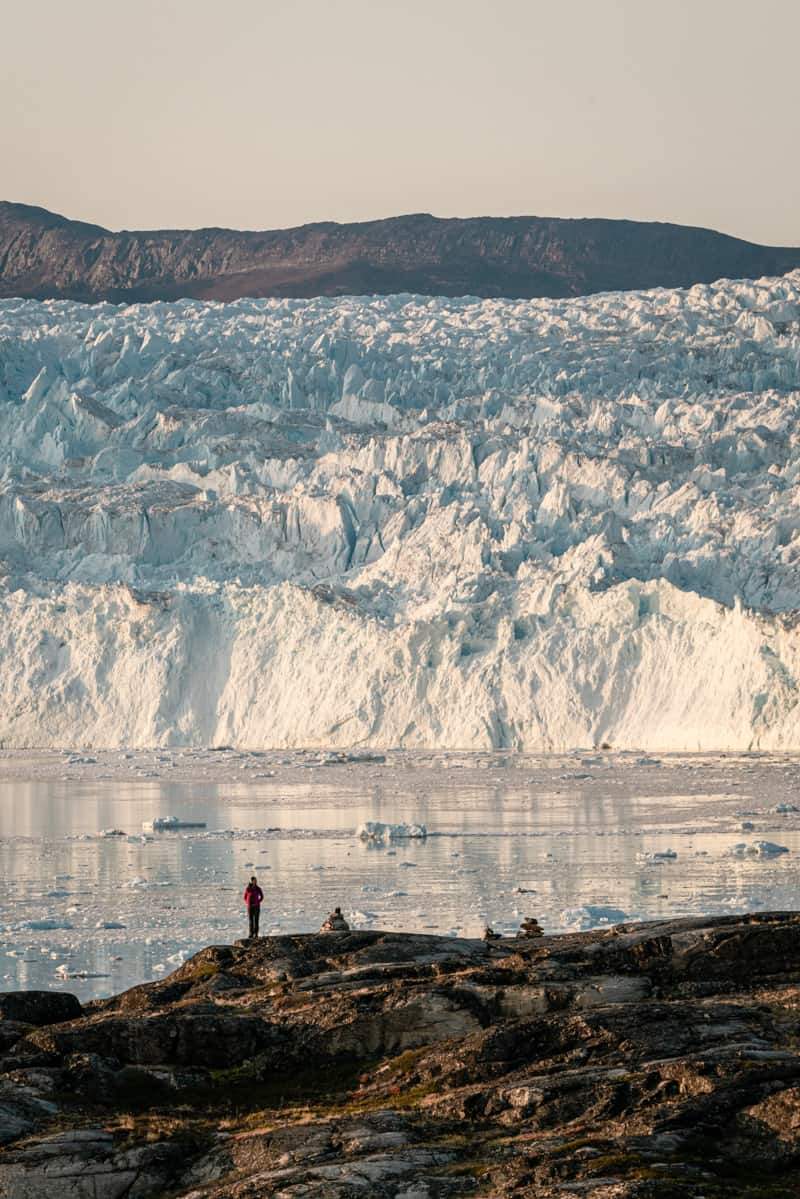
25, 918, 74, 931
356, 822, 427, 843
142, 816, 207, 832
637, 848, 678, 862
729, 840, 790, 858
560, 905, 629, 931
1, 274, 800, 749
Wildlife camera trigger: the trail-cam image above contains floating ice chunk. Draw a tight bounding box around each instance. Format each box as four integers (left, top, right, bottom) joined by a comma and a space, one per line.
56, 965, 109, 979
97, 921, 126, 929
26, 918, 74, 931
635, 757, 662, 766
560, 905, 629, 931
143, 816, 207, 832
356, 822, 427, 842
637, 848, 677, 862
772, 803, 800, 814
729, 840, 789, 858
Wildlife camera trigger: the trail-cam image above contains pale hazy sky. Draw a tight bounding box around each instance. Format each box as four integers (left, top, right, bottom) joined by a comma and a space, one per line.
3, 0, 799, 244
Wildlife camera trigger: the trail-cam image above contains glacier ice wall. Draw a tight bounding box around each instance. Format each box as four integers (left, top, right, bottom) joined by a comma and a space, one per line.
1, 274, 800, 749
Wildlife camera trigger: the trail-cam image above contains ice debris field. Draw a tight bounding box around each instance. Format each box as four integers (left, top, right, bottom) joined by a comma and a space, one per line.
2, 271, 800, 749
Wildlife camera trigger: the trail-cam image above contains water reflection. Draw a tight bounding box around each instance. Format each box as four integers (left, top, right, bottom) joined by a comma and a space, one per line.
1, 766, 799, 1000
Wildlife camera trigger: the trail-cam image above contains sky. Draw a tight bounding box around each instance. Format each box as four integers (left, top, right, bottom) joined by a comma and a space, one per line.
3, 0, 799, 245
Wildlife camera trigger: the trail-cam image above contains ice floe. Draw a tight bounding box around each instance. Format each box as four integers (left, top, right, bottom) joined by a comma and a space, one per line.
729, 840, 790, 857
356, 822, 427, 842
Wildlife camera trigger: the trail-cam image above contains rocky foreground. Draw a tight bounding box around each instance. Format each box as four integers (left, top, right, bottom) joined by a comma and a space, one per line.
3, 915, 800, 1197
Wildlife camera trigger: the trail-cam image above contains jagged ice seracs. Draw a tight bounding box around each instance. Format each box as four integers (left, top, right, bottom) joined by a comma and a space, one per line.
1, 272, 800, 749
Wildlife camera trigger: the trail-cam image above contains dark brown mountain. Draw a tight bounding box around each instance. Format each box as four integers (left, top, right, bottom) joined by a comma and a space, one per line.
2, 200, 799, 303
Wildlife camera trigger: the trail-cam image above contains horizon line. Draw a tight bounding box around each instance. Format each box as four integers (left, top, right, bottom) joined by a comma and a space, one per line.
4, 198, 799, 252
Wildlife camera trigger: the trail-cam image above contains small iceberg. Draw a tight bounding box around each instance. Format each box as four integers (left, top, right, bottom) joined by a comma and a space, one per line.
142, 816, 207, 832
561, 905, 629, 931
729, 840, 789, 858
637, 848, 677, 862
356, 821, 427, 843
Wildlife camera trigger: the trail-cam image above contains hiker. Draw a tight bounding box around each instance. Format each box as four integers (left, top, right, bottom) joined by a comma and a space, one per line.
243, 875, 264, 938
319, 905, 350, 932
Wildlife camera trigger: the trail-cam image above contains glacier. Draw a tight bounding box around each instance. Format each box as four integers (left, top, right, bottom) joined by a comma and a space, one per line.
1, 272, 800, 750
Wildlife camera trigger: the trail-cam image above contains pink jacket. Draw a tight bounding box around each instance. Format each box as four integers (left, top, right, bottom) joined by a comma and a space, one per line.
243, 884, 263, 908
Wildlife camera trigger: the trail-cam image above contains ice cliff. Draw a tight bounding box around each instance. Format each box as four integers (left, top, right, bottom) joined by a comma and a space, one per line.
2, 273, 800, 749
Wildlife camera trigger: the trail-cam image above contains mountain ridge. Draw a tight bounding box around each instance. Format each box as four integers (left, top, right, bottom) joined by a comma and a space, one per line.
2, 200, 800, 303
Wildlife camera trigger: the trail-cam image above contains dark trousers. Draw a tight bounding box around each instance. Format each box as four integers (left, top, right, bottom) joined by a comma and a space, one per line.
248, 905, 260, 938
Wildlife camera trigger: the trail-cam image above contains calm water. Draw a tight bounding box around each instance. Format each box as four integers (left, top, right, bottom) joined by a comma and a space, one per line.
2, 753, 799, 1000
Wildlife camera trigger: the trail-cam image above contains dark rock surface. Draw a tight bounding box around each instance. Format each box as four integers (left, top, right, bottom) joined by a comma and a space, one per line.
0, 991, 82, 1027
2, 202, 800, 303
3, 913, 800, 1196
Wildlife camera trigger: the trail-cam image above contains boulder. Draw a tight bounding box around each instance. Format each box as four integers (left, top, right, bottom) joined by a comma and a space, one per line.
0, 992, 81, 1027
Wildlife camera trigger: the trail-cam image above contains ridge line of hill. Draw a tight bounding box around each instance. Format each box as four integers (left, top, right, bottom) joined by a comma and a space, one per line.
2, 200, 800, 303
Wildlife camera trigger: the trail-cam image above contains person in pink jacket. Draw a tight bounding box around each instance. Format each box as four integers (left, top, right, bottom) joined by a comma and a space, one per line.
243, 875, 264, 938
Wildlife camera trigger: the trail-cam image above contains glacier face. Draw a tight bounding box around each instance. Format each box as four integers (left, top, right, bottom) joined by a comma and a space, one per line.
1, 274, 800, 749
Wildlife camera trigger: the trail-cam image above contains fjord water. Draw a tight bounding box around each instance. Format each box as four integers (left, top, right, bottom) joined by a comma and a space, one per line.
1, 752, 799, 1001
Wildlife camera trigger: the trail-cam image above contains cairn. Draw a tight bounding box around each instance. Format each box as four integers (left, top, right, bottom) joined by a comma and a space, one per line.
319, 906, 350, 933
517, 916, 544, 939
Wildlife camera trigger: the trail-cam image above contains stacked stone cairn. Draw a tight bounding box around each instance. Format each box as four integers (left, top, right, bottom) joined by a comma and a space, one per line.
319, 906, 351, 932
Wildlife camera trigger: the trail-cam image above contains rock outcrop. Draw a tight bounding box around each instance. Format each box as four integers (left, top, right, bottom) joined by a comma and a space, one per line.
2, 201, 800, 302
3, 913, 800, 1196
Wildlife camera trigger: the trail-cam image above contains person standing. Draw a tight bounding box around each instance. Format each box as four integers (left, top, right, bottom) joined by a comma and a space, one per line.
243, 875, 263, 938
